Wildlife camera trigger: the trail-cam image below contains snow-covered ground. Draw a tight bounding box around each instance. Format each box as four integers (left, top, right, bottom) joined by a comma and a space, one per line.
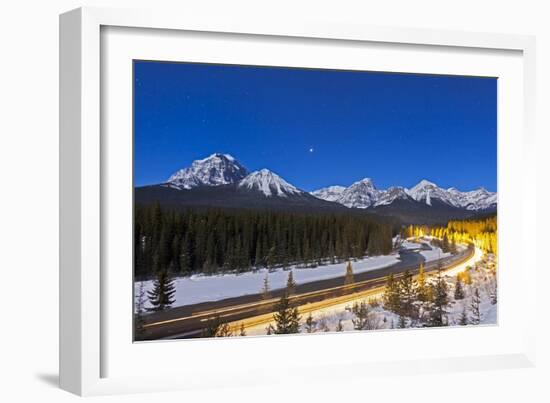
135, 254, 401, 309
420, 248, 451, 262
400, 240, 423, 250
400, 239, 451, 262
246, 247, 495, 336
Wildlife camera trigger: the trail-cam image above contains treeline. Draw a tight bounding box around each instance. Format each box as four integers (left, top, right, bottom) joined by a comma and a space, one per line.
135, 204, 394, 278
404, 215, 497, 255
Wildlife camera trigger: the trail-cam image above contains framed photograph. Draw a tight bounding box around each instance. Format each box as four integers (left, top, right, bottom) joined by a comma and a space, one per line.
60, 7, 537, 396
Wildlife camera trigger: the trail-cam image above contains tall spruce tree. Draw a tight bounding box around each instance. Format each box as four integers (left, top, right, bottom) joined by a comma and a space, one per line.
254, 240, 264, 269
427, 270, 450, 327
134, 281, 147, 339
286, 271, 296, 295
273, 293, 300, 334
442, 234, 450, 252
265, 245, 277, 271
351, 301, 369, 330
201, 316, 233, 337
261, 273, 271, 300
179, 234, 193, 275
450, 239, 458, 254
459, 306, 469, 325
344, 261, 354, 286
416, 263, 429, 302
305, 313, 316, 333
469, 288, 482, 325
201, 316, 222, 337
490, 286, 498, 305
383, 273, 401, 314
398, 314, 407, 329
216, 323, 233, 337
454, 276, 465, 300
146, 269, 176, 312
399, 270, 417, 320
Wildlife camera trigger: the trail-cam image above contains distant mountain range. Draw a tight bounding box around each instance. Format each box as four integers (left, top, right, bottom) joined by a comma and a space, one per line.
312, 178, 497, 211
135, 153, 497, 223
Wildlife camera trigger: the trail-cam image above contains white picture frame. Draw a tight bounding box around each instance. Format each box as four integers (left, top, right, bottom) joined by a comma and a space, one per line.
60, 6, 537, 396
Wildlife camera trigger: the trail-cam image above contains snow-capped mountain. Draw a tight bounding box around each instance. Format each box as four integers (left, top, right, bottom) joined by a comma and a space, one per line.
238, 169, 302, 198
137, 154, 344, 213
374, 186, 412, 207
406, 180, 497, 210
311, 178, 496, 212
337, 178, 381, 209
408, 179, 457, 207
447, 187, 498, 211
167, 153, 248, 190
310, 186, 346, 202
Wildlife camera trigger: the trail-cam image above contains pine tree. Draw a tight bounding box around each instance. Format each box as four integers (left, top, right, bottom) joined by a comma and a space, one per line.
216, 323, 233, 337
454, 276, 465, 300
344, 261, 354, 286
427, 270, 450, 327
305, 313, 316, 333
398, 314, 407, 328
146, 269, 176, 312
134, 281, 147, 339
273, 293, 300, 334
416, 263, 429, 302
201, 316, 234, 337
351, 301, 369, 330
329, 243, 336, 264
489, 277, 498, 305
336, 319, 344, 332
255, 240, 264, 269
442, 234, 450, 253
459, 306, 469, 325
261, 273, 271, 300
450, 239, 458, 254
286, 271, 296, 295
265, 245, 277, 271
179, 234, 193, 275
399, 270, 417, 320
470, 288, 482, 325
383, 273, 401, 314
239, 323, 246, 337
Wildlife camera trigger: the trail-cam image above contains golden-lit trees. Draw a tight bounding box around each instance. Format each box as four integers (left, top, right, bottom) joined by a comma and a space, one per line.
416, 263, 429, 302
405, 216, 497, 256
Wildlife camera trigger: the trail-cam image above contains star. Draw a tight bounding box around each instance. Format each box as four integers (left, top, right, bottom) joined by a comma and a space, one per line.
309, 148, 314, 153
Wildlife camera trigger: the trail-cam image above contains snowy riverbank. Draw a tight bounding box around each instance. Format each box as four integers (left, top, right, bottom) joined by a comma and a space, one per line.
135, 253, 401, 309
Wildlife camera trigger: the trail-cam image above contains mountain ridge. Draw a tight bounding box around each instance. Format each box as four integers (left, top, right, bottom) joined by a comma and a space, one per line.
136, 153, 496, 223
312, 177, 496, 212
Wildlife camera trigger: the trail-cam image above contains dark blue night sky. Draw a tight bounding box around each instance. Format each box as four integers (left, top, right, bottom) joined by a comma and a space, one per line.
134, 61, 497, 192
